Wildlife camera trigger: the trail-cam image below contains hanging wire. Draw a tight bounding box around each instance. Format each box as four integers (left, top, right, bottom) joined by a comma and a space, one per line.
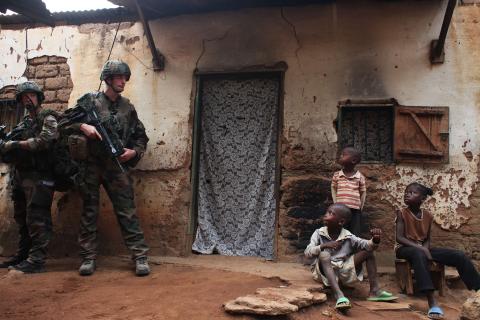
97, 21, 122, 91
25, 27, 29, 64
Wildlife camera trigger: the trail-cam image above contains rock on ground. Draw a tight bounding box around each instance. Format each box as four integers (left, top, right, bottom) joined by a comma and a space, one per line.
224, 295, 299, 315
224, 286, 327, 315
1, 270, 24, 280
461, 290, 480, 320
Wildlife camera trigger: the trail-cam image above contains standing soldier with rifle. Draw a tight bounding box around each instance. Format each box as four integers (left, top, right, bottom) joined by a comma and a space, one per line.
0, 81, 58, 273
61, 60, 150, 276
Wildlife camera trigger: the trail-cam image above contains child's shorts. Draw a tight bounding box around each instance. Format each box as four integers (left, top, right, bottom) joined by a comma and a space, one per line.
312, 256, 364, 287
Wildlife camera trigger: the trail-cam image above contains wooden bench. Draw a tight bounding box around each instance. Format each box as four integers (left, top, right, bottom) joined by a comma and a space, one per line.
395, 259, 445, 296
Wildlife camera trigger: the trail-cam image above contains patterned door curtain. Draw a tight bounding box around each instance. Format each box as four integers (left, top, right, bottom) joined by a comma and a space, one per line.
192, 76, 280, 259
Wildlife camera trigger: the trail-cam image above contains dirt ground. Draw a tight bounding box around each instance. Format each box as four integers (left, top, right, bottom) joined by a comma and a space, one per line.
0, 256, 471, 320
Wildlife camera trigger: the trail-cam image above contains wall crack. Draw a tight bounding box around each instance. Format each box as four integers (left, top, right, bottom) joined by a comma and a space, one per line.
195, 28, 232, 70
280, 7, 302, 69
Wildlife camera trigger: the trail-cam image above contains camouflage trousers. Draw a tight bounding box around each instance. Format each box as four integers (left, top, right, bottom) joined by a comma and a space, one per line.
78, 161, 149, 260
12, 175, 54, 265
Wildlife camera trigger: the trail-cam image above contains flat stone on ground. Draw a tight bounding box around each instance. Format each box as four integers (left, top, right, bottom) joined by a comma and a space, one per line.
461, 290, 480, 320
224, 294, 298, 315
224, 286, 326, 315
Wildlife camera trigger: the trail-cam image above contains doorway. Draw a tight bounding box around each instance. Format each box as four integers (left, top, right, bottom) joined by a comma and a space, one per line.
191, 72, 282, 259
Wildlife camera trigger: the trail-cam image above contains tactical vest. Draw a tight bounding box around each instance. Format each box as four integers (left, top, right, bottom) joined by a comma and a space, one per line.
15, 109, 77, 191
9, 109, 59, 173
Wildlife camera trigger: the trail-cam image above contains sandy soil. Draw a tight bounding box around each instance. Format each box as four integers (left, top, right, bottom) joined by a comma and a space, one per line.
0, 257, 470, 320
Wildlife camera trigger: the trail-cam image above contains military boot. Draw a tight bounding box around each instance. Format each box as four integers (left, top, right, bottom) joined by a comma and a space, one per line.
135, 257, 150, 276
79, 259, 96, 276
8, 260, 45, 273
0, 255, 25, 268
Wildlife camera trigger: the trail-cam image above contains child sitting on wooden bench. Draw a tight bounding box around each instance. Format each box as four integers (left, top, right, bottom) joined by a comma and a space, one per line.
305, 203, 396, 311
395, 182, 480, 319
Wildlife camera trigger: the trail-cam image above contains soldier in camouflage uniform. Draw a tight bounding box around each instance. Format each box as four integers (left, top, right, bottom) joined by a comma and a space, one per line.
62, 60, 150, 276
0, 81, 58, 273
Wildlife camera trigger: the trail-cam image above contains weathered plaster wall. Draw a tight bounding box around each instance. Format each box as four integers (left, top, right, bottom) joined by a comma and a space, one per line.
0, 21, 193, 257
0, 1, 479, 262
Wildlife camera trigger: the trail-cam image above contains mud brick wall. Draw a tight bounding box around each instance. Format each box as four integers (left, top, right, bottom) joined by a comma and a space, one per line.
278, 175, 331, 260
0, 56, 73, 257
278, 164, 400, 263
278, 161, 480, 269
22, 55, 73, 112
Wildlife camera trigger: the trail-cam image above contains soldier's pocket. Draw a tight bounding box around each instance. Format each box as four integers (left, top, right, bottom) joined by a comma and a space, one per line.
68, 134, 88, 160
31, 182, 54, 207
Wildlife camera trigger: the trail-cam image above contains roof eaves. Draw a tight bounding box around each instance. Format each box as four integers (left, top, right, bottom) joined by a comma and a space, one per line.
109, 0, 335, 19
0, 7, 136, 28
1, 0, 54, 26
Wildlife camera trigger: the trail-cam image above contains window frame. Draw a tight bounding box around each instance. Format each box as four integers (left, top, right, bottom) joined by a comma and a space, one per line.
337, 99, 397, 164
337, 99, 450, 165
0, 98, 24, 132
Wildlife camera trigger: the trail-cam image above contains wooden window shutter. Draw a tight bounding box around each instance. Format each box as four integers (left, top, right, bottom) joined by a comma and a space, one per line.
394, 106, 449, 163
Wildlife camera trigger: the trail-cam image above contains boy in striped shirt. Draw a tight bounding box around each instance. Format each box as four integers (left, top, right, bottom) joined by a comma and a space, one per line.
331, 147, 366, 236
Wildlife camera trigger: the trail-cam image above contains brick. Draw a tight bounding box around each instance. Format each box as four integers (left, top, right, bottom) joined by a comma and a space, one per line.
29, 56, 48, 65
459, 0, 480, 4
66, 77, 74, 89
281, 177, 331, 207
48, 56, 67, 64
59, 64, 71, 76
287, 206, 325, 220
44, 77, 67, 90
43, 90, 56, 103
24, 65, 36, 78
24, 78, 44, 88
42, 103, 66, 112
35, 65, 59, 78
33, 78, 45, 88
56, 89, 71, 102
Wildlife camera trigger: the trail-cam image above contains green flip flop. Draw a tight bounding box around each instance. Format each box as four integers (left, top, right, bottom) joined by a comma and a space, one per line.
335, 296, 352, 310
367, 290, 398, 302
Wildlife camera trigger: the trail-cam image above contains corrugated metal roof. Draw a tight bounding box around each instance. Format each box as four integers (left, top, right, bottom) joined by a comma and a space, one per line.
109, 0, 334, 19
0, 0, 53, 26
0, 0, 333, 27
0, 7, 136, 27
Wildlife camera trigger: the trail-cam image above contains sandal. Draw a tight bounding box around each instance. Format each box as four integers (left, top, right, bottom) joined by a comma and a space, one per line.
427, 306, 444, 319
367, 290, 398, 302
335, 296, 352, 310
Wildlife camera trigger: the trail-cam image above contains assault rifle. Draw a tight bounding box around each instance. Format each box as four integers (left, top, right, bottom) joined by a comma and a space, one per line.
0, 118, 32, 143
83, 106, 126, 173
0, 119, 33, 163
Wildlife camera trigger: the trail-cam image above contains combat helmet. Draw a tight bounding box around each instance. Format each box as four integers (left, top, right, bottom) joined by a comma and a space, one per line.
15, 80, 45, 103
100, 60, 131, 81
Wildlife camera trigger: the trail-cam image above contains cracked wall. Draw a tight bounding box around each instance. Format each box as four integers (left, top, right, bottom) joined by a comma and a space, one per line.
0, 22, 193, 257
0, 1, 479, 262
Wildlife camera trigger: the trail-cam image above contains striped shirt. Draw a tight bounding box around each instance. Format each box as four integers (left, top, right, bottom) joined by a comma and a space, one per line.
331, 170, 366, 210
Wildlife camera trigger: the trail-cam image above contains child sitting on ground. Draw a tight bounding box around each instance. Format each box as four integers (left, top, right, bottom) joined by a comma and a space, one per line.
305, 203, 396, 311
331, 147, 366, 236
396, 182, 480, 320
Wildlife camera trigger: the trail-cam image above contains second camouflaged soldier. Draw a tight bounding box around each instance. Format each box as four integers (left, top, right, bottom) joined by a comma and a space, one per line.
0, 81, 58, 273
61, 60, 150, 276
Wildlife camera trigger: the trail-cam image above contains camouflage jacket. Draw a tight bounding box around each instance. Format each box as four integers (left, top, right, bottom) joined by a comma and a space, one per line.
24, 109, 59, 151
8, 109, 59, 172
62, 92, 149, 167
